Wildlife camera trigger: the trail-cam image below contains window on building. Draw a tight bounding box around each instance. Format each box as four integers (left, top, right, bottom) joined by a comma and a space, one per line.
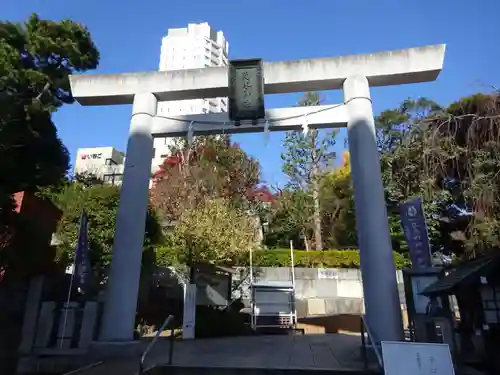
105, 158, 117, 166
103, 173, 123, 186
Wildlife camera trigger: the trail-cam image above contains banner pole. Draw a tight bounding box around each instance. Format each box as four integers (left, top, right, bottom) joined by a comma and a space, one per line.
59, 209, 84, 349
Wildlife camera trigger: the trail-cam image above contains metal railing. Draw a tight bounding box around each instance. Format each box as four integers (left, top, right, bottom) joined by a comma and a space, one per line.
360, 315, 384, 371
62, 361, 103, 375
139, 315, 176, 375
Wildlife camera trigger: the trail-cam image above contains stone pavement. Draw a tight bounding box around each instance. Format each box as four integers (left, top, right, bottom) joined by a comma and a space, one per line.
146, 334, 365, 370
65, 334, 368, 375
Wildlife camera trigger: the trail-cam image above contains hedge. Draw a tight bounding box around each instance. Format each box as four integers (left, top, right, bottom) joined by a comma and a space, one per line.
155, 247, 409, 269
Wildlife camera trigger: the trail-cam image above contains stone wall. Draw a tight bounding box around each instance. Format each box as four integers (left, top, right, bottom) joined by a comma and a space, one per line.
233, 267, 407, 318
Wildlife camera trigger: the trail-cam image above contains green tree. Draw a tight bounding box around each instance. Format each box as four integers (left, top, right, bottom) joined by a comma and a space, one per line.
320, 151, 357, 248
50, 181, 162, 284
265, 188, 313, 250
376, 98, 444, 253
281, 92, 337, 250
0, 14, 99, 194
160, 198, 257, 266
375, 94, 500, 257
421, 93, 500, 255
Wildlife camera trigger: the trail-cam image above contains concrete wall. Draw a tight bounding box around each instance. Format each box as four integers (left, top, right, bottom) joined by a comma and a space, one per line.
233, 267, 406, 318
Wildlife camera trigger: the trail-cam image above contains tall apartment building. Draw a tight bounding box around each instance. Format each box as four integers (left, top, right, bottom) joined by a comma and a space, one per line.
153, 22, 229, 168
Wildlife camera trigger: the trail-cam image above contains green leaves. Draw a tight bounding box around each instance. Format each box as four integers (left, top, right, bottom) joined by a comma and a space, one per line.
377, 99, 445, 254
0, 14, 99, 194
376, 94, 500, 257
50, 182, 161, 283
281, 92, 337, 189
265, 188, 314, 248
235, 248, 409, 269
275, 92, 500, 258
319, 153, 356, 248
162, 198, 257, 266
281, 129, 337, 190
279, 92, 337, 250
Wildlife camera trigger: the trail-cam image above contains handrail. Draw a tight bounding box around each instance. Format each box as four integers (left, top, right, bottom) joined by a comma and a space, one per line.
360, 315, 383, 371
62, 361, 103, 375
139, 315, 175, 375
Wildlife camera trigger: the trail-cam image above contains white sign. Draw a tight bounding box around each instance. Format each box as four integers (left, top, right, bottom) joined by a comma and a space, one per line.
382, 341, 455, 375
182, 283, 197, 339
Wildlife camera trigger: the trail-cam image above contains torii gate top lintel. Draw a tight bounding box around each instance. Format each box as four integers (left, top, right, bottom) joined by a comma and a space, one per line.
69, 44, 445, 106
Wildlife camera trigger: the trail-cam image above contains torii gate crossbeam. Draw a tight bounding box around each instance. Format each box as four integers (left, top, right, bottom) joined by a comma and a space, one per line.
69, 44, 446, 346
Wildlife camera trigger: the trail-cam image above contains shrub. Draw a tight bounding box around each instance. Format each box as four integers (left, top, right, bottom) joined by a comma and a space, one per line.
235, 248, 409, 269
155, 247, 409, 269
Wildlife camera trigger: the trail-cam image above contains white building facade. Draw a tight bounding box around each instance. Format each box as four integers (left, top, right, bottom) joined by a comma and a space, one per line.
74, 147, 125, 184
74, 146, 159, 187
153, 22, 229, 168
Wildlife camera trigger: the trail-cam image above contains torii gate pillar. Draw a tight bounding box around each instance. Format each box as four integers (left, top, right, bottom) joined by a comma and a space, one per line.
70, 44, 446, 345
343, 75, 403, 340
98, 92, 158, 342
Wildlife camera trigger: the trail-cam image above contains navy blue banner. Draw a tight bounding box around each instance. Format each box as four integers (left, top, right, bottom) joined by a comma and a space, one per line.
74, 208, 91, 293
399, 197, 432, 268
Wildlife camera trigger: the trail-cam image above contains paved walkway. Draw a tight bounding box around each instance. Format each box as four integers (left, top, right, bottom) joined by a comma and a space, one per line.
146, 334, 365, 370
64, 334, 366, 375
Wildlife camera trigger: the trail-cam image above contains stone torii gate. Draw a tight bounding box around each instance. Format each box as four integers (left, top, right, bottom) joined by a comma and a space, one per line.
69, 44, 446, 345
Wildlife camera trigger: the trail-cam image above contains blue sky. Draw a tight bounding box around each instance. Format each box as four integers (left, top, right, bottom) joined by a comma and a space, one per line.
4, 0, 500, 187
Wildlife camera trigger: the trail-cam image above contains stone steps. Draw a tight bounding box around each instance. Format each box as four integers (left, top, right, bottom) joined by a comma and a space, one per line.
66, 363, 380, 375
148, 365, 381, 375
